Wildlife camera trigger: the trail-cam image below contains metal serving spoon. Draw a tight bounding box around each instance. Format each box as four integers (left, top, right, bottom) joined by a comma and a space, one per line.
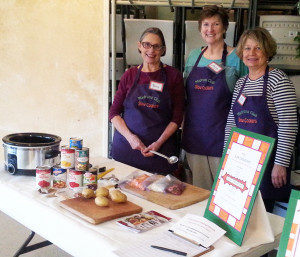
149, 150, 178, 164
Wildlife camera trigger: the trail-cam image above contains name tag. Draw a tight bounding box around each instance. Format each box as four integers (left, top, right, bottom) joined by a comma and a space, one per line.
238, 94, 247, 106
208, 62, 224, 74
149, 81, 164, 92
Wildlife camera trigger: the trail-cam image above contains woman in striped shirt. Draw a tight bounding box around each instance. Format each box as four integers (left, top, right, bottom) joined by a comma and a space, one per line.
224, 27, 298, 212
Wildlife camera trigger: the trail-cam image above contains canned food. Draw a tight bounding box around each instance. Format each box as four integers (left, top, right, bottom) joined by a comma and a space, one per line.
69, 137, 83, 150
75, 147, 89, 171
36, 166, 52, 189
61, 146, 75, 169
68, 169, 83, 188
83, 168, 97, 189
52, 165, 67, 188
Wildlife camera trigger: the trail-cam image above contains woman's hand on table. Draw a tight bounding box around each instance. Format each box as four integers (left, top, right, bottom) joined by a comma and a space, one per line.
271, 164, 287, 188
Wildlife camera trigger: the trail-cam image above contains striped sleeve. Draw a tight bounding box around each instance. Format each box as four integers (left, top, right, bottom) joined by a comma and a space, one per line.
269, 70, 298, 167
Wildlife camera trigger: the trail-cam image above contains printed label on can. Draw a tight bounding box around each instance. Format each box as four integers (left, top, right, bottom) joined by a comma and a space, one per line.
68, 169, 83, 188
52, 166, 67, 188
36, 166, 52, 189
61, 146, 75, 169
75, 147, 89, 171
83, 171, 97, 186
69, 137, 83, 150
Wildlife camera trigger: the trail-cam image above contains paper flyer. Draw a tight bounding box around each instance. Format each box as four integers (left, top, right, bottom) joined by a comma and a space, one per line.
169, 214, 226, 248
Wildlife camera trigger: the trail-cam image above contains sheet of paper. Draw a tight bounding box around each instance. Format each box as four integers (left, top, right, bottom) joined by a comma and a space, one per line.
114, 232, 209, 257
213, 141, 262, 220
169, 214, 226, 248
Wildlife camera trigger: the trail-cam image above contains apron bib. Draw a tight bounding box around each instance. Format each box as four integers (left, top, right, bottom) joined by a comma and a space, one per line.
232, 66, 291, 200
111, 64, 177, 174
182, 43, 232, 157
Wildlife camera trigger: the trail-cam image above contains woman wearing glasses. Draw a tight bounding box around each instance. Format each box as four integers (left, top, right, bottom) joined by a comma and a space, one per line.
109, 27, 184, 175
181, 5, 248, 190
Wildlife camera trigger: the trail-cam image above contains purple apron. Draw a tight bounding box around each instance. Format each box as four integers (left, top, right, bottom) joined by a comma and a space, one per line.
232, 66, 291, 201
111, 64, 177, 174
182, 44, 232, 157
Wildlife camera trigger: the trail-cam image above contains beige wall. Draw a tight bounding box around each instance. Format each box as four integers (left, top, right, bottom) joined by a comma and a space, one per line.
0, 0, 109, 160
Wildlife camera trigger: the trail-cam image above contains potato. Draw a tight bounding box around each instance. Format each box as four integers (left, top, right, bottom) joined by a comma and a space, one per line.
95, 187, 109, 197
95, 196, 109, 207
110, 190, 127, 203
82, 188, 95, 199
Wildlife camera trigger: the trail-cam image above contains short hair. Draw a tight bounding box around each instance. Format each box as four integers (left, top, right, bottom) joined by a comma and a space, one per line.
198, 5, 229, 38
236, 27, 277, 61
138, 27, 166, 56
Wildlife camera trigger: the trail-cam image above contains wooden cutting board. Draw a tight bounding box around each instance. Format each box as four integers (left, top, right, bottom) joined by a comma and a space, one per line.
121, 183, 210, 210
59, 197, 142, 225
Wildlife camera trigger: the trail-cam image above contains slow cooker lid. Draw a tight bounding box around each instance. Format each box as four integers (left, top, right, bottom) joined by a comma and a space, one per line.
2, 133, 61, 147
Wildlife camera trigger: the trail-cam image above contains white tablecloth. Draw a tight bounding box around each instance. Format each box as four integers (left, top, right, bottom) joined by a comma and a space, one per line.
0, 157, 284, 257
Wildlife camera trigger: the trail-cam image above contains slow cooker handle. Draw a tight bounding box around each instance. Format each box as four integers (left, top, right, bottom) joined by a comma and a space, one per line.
45, 150, 60, 159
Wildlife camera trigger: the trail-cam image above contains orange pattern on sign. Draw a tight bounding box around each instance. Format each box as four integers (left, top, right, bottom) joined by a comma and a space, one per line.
245, 196, 251, 209
259, 142, 269, 164
243, 136, 254, 148
235, 213, 246, 232
253, 171, 260, 185
286, 223, 299, 254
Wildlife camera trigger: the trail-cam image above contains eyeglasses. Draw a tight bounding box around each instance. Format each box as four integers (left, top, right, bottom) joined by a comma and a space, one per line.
141, 42, 165, 51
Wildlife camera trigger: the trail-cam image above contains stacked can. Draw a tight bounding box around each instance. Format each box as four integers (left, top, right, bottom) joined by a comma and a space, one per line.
67, 137, 86, 189
68, 169, 83, 188
61, 146, 75, 169
36, 166, 52, 189
75, 147, 89, 171
83, 167, 97, 190
52, 165, 67, 188
70, 137, 83, 150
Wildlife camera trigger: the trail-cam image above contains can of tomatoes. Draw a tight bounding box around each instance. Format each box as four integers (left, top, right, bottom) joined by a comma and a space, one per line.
52, 165, 67, 188
61, 146, 75, 169
83, 167, 97, 189
68, 169, 83, 188
69, 137, 83, 150
36, 166, 52, 189
75, 147, 89, 171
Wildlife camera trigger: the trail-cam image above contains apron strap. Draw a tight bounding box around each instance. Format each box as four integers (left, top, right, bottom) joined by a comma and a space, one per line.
135, 62, 167, 86
190, 42, 228, 74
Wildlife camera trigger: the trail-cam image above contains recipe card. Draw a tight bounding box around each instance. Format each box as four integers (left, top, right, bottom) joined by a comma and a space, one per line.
169, 214, 226, 248
204, 128, 275, 246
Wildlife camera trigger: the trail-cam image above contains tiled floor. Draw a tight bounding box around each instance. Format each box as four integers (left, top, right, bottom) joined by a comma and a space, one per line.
0, 211, 72, 257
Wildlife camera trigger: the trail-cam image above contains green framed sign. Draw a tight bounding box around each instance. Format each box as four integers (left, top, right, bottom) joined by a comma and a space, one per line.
277, 189, 300, 257
204, 127, 275, 246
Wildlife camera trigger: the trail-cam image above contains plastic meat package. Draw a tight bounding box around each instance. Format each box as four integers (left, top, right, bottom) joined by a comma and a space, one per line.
118, 170, 151, 190
147, 174, 186, 195
117, 171, 186, 195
